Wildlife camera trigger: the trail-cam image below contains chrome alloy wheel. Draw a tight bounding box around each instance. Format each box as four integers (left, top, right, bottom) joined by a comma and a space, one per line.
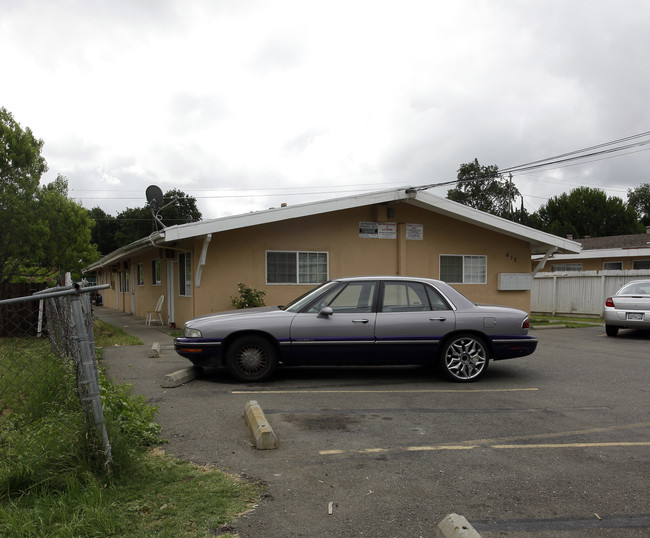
442, 335, 488, 382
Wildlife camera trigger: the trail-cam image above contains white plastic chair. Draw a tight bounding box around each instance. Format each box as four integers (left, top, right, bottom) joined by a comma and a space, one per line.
145, 295, 165, 326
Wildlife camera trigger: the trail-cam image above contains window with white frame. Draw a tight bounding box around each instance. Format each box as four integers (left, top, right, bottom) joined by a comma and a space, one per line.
603, 261, 622, 271
551, 263, 582, 272
440, 255, 486, 284
179, 252, 192, 296
152, 259, 161, 285
266, 251, 328, 284
137, 263, 144, 286
633, 260, 650, 270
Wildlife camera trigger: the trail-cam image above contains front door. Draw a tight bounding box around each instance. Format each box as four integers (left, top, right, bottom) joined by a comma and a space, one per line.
288, 280, 378, 364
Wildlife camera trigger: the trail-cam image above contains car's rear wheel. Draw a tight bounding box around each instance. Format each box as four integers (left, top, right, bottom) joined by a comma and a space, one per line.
605, 324, 619, 337
226, 336, 277, 382
440, 334, 489, 382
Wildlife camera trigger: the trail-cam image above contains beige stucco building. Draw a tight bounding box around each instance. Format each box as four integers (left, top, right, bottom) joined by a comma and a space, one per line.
86, 188, 580, 327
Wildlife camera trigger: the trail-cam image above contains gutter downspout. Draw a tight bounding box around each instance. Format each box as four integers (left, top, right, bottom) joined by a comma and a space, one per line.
195, 233, 212, 288
532, 246, 557, 277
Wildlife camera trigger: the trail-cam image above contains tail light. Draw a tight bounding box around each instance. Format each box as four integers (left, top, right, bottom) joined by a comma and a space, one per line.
605, 298, 615, 308
522, 317, 530, 329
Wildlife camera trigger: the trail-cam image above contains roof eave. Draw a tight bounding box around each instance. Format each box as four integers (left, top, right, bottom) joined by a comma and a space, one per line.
84, 232, 164, 272
408, 192, 582, 255
161, 188, 410, 242
533, 247, 650, 261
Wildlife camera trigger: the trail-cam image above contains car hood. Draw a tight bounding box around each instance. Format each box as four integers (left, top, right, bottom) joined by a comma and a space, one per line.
185, 306, 284, 326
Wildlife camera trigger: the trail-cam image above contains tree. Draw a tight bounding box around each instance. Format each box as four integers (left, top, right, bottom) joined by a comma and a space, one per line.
159, 189, 202, 225
534, 187, 643, 239
0, 108, 99, 282
627, 183, 650, 226
107, 190, 203, 250
447, 159, 520, 218
88, 206, 120, 255
114, 206, 153, 247
36, 175, 99, 276
1, 107, 47, 281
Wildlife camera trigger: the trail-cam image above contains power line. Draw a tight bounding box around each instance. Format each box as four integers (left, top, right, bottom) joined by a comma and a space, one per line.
407, 131, 650, 193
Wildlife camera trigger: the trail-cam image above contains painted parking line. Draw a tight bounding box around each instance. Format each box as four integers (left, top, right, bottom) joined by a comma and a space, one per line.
232, 387, 539, 394
319, 421, 650, 455
493, 442, 650, 449
321, 441, 650, 456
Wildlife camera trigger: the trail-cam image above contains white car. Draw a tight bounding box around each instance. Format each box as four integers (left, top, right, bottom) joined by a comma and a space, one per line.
603, 280, 650, 337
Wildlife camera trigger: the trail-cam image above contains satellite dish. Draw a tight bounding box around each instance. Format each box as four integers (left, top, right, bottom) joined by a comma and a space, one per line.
146, 185, 164, 211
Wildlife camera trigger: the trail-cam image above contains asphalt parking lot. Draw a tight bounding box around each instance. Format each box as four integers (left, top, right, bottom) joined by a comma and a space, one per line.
98, 311, 650, 537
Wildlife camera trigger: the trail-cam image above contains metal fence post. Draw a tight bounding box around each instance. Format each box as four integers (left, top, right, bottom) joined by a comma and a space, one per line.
69, 291, 113, 465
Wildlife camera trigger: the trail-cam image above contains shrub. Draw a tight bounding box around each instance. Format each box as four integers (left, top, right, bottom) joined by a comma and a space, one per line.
230, 282, 266, 309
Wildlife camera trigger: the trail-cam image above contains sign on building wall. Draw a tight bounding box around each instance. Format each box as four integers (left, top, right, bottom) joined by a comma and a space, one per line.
406, 223, 423, 240
359, 221, 397, 239
359, 222, 423, 240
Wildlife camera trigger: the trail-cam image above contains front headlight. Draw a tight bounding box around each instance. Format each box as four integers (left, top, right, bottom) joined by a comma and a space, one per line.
183, 327, 203, 338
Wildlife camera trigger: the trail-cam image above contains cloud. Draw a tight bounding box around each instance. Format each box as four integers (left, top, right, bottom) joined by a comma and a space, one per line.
3, 0, 650, 222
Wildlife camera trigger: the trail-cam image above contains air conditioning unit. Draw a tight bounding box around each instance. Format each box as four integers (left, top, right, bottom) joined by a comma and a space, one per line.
498, 273, 532, 291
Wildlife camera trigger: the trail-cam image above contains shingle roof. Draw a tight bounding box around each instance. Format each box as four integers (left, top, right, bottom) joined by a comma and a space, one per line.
579, 231, 650, 250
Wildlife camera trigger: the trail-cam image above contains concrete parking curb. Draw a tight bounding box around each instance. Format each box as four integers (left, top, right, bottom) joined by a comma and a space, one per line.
244, 400, 279, 450
160, 366, 198, 388
437, 513, 481, 537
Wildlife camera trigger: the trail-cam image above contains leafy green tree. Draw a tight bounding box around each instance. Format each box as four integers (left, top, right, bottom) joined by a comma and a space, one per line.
447, 159, 520, 218
0, 107, 47, 281
36, 175, 99, 277
109, 190, 203, 249
114, 206, 154, 247
627, 183, 650, 226
534, 187, 643, 239
1, 108, 99, 282
88, 206, 120, 255
160, 189, 202, 224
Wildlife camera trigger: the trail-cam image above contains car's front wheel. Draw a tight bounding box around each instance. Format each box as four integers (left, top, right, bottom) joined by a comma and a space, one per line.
226, 335, 277, 382
440, 334, 489, 382
605, 324, 619, 337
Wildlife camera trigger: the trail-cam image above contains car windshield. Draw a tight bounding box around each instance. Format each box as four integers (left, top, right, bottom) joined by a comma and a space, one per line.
282, 281, 338, 312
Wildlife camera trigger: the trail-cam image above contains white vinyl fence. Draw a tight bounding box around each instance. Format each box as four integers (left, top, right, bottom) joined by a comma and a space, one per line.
532, 270, 650, 316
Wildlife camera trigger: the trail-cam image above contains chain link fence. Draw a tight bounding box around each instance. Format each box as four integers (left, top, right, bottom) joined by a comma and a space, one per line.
0, 280, 112, 486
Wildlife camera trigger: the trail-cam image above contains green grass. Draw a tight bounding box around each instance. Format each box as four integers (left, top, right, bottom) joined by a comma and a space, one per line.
530, 314, 604, 328
0, 449, 260, 537
94, 318, 143, 347
0, 320, 260, 537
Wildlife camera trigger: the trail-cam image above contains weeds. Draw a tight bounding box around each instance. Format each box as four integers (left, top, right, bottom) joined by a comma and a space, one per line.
0, 318, 259, 536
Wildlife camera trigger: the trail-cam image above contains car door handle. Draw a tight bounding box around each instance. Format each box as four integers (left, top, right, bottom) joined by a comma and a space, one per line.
429, 317, 447, 322
352, 319, 369, 323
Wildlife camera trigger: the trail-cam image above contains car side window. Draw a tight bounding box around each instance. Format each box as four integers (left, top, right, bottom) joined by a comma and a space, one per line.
381, 282, 432, 312
426, 285, 452, 311
306, 282, 376, 313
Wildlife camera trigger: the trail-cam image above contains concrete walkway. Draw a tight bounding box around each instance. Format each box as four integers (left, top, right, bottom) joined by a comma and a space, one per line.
93, 306, 189, 392
93, 305, 176, 347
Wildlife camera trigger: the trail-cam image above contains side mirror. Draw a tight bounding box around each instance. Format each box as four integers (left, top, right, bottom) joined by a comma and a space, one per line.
318, 306, 334, 317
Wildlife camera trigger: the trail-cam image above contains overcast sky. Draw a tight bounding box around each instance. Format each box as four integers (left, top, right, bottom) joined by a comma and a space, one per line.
3, 0, 650, 220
